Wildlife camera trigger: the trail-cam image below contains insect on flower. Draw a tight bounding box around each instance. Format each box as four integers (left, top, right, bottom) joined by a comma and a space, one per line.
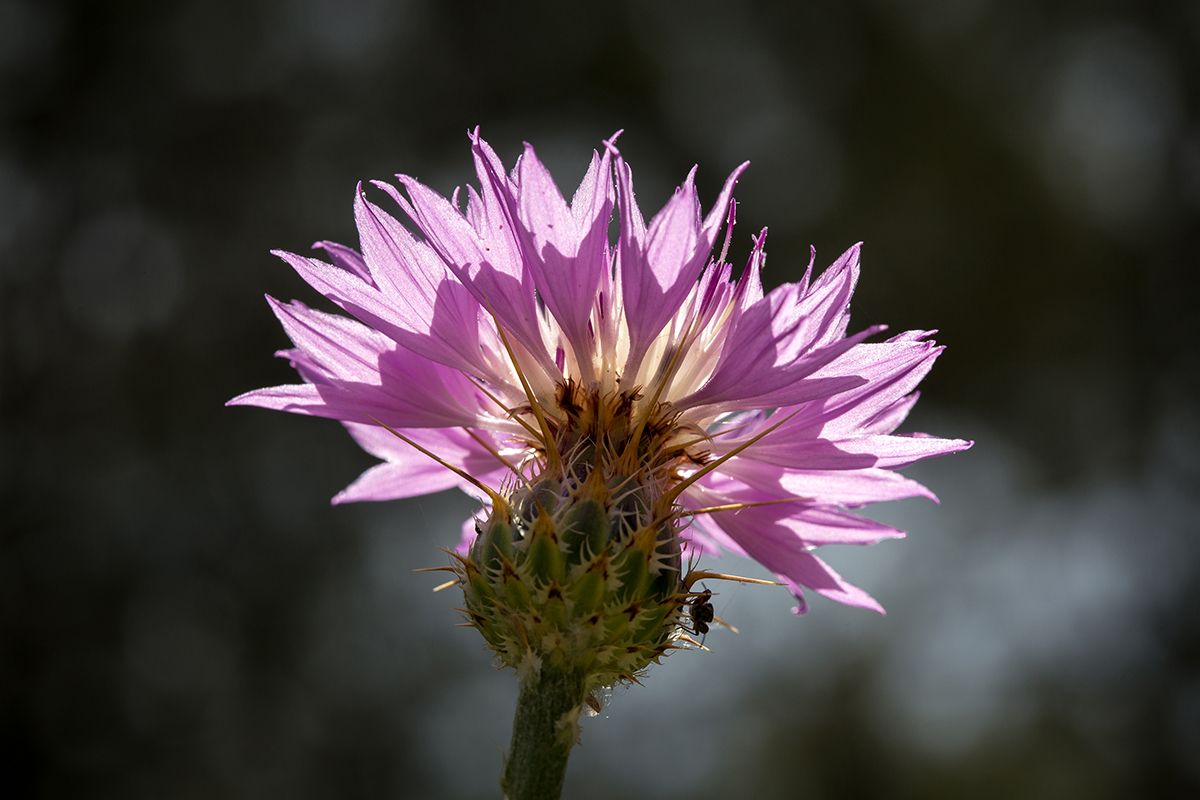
688, 588, 715, 637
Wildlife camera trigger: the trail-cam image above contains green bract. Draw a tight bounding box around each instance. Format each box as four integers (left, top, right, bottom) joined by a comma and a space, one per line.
460, 465, 688, 710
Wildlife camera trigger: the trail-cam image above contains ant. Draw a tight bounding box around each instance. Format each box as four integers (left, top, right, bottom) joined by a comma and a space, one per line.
686, 587, 715, 642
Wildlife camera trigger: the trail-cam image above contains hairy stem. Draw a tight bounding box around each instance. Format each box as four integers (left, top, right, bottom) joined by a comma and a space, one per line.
501, 669, 585, 800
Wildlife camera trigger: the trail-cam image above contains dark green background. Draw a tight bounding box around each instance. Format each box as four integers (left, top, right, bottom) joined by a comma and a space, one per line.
3, 0, 1198, 797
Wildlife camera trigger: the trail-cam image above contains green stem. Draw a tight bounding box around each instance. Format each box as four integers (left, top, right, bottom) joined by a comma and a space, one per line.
501, 669, 585, 800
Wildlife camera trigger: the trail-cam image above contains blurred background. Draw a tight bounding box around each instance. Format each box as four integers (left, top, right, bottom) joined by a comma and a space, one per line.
3, 0, 1199, 797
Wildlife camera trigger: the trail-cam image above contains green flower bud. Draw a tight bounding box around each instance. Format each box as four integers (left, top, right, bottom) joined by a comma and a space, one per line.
457, 463, 688, 705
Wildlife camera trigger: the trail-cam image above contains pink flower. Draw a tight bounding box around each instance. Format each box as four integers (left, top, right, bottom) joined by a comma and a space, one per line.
229, 130, 971, 615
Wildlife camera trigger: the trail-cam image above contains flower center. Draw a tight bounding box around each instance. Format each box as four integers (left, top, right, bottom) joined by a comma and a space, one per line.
520, 380, 711, 508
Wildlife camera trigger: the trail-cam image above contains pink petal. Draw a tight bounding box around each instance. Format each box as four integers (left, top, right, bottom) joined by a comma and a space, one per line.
387, 159, 555, 376
781, 552, 884, 615
276, 248, 505, 386
333, 423, 512, 504
313, 240, 374, 287
616, 155, 747, 375
734, 432, 973, 470
513, 144, 613, 362
686, 472, 907, 545
813, 339, 943, 435
684, 479, 886, 614
681, 325, 884, 413
789, 243, 861, 352
342, 422, 512, 479
703, 335, 946, 440
333, 461, 462, 504
862, 391, 922, 435
226, 297, 497, 431
715, 457, 938, 506
673, 281, 815, 406
733, 229, 767, 310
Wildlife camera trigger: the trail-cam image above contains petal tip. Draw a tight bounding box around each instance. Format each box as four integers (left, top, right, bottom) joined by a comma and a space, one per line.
225, 390, 258, 408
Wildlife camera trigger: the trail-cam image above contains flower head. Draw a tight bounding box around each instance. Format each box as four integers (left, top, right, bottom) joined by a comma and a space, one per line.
229, 130, 970, 663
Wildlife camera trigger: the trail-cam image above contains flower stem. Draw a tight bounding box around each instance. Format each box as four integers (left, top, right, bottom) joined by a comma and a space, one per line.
501, 668, 585, 800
